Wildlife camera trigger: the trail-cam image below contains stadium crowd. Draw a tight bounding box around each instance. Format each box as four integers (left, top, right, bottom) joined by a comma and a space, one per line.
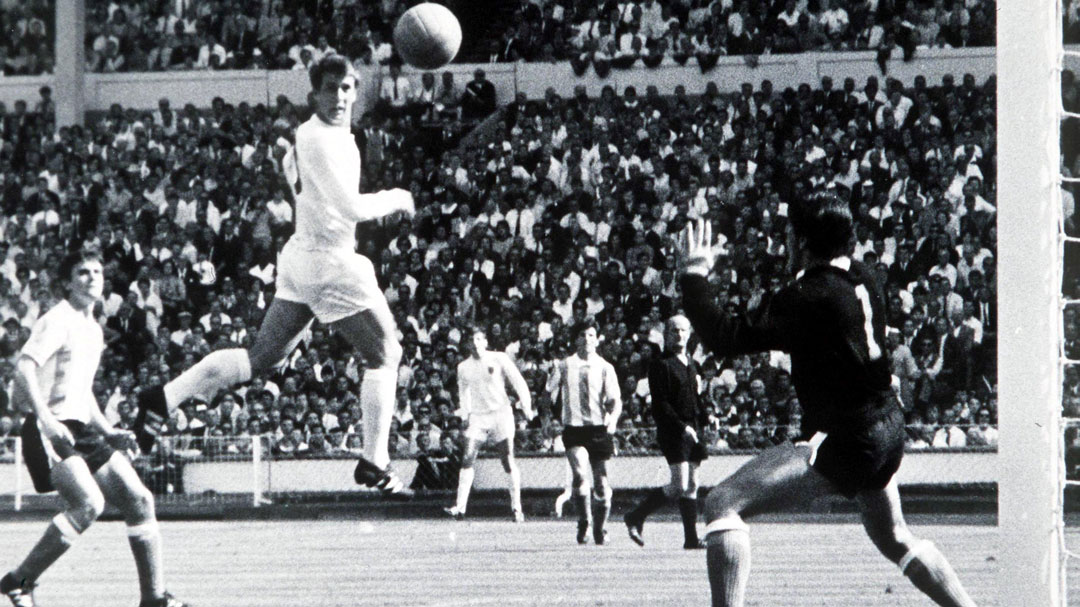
0, 0, 54, 75
81, 0, 997, 73
0, 66, 998, 477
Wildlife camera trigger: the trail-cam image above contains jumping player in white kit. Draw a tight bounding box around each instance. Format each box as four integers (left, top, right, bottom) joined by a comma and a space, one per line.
3, 249, 188, 607
133, 53, 415, 495
444, 326, 534, 521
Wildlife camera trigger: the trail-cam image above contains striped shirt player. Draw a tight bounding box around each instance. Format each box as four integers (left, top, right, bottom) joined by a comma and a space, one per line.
132, 54, 415, 496
549, 320, 622, 545
445, 328, 533, 521
4, 249, 189, 607
550, 353, 621, 433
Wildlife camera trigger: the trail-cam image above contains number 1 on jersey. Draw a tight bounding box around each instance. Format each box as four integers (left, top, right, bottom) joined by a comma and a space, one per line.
854, 285, 882, 361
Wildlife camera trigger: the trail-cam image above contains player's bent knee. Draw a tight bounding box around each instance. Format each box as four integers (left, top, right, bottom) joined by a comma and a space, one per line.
703, 485, 739, 519
897, 539, 935, 573
68, 498, 104, 532
369, 341, 402, 371
703, 512, 749, 542
127, 519, 161, 542
592, 485, 612, 502
127, 486, 156, 520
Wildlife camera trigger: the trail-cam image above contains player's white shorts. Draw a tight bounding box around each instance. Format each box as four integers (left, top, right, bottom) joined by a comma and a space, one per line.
465, 407, 516, 444
275, 240, 389, 323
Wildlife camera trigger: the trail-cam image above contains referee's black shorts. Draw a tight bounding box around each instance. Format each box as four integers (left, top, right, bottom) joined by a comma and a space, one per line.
656, 427, 708, 465
811, 405, 905, 499
562, 425, 614, 462
21, 416, 116, 493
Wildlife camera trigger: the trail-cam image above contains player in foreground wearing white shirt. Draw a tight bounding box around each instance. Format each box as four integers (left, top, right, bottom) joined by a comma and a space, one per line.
444, 327, 534, 521
133, 54, 415, 495
548, 319, 622, 544
2, 249, 188, 607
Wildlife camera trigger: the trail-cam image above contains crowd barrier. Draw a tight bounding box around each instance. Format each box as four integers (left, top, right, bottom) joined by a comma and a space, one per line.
0, 48, 995, 116
0, 436, 995, 511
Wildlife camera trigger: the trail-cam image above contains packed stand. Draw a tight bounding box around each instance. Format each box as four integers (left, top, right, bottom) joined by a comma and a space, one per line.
0, 0, 54, 75
0, 72, 996, 482
83, 0, 996, 74
83, 0, 516, 72
512, 0, 995, 75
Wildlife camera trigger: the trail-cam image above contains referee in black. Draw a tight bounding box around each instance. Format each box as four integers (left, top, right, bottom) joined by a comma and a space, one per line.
624, 314, 708, 549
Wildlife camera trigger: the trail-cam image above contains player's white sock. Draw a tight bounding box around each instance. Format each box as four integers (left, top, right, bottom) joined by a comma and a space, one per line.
127, 520, 165, 601
509, 464, 522, 514
164, 348, 251, 410
456, 467, 475, 514
705, 516, 751, 607
899, 540, 977, 607
360, 368, 397, 469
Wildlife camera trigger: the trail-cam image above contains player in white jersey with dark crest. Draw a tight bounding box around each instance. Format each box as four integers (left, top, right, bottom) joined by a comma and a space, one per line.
548, 319, 621, 544
444, 325, 534, 521
2, 249, 187, 607
133, 54, 415, 495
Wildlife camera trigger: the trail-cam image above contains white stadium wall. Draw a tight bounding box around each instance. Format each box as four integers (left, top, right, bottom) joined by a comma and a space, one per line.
0, 451, 998, 501
0, 49, 994, 117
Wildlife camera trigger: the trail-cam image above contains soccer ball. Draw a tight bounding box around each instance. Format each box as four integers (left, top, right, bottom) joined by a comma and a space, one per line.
393, 3, 462, 70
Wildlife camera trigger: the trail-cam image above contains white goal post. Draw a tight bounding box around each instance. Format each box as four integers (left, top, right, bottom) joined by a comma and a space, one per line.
998, 0, 1065, 605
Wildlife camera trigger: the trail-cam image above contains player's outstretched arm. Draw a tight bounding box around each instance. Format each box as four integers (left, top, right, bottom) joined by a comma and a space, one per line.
677, 220, 785, 356
299, 128, 415, 222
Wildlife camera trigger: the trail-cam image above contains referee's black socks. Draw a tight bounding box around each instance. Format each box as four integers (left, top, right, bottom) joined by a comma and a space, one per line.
678, 497, 701, 546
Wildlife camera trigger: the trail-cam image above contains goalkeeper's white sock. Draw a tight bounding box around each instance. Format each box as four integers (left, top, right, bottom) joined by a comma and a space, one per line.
164, 349, 251, 410
360, 369, 397, 469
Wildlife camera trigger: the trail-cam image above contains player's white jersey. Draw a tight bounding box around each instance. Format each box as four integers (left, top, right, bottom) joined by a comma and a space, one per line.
292, 116, 367, 251
18, 300, 104, 423
457, 351, 528, 416
549, 353, 620, 427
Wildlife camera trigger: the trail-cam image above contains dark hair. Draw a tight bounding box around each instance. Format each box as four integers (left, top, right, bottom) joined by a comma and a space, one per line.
309, 53, 357, 91
788, 191, 854, 260
57, 247, 103, 287
463, 322, 486, 338
570, 318, 599, 340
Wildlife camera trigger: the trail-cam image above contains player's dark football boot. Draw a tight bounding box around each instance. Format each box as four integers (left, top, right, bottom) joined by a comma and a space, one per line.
353, 456, 413, 498
576, 519, 590, 545
443, 506, 465, 520
0, 573, 36, 607
138, 591, 191, 607
593, 527, 609, 545
133, 385, 169, 454
624, 514, 645, 547
683, 539, 706, 550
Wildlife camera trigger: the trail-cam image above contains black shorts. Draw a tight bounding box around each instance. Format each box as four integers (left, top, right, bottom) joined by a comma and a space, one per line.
657, 430, 709, 465
22, 416, 116, 494
562, 425, 615, 462
811, 406, 905, 499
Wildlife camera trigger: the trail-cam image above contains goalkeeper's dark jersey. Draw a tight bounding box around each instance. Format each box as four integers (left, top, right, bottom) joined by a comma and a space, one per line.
680, 257, 895, 438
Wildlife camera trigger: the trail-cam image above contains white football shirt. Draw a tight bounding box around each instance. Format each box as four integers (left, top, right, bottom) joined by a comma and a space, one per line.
19, 300, 104, 423
457, 351, 529, 416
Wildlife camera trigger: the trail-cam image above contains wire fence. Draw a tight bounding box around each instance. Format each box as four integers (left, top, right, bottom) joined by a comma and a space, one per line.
0, 427, 997, 513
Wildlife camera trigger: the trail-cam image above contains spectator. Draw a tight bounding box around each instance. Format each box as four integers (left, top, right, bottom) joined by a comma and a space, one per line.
461, 69, 497, 123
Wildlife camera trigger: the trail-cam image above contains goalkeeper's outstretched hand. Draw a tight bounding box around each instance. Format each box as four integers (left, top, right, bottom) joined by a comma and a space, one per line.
680, 218, 715, 277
